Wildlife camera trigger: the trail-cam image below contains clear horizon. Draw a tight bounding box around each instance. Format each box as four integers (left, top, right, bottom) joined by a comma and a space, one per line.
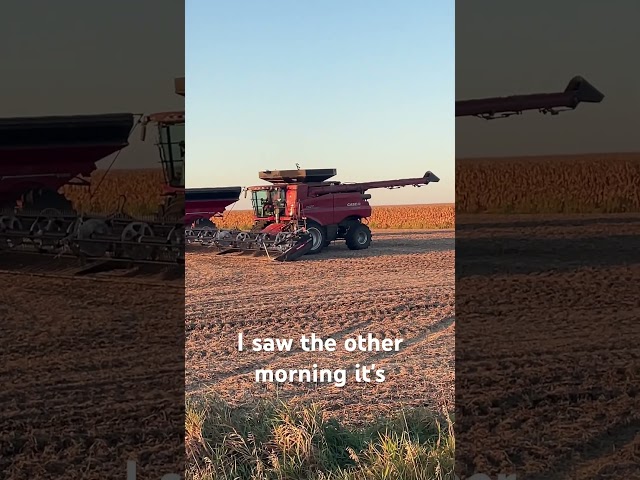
186, 0, 454, 209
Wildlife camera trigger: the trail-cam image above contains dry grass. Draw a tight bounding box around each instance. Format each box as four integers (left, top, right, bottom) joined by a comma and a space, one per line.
456, 153, 640, 214
216, 204, 455, 230
186, 395, 454, 480
61, 168, 165, 216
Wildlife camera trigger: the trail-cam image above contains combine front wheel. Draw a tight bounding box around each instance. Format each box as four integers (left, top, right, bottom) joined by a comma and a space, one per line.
305, 221, 326, 254
345, 223, 371, 250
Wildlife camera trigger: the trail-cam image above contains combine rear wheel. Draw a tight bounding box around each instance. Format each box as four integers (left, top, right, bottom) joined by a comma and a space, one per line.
345, 223, 371, 250
306, 221, 326, 254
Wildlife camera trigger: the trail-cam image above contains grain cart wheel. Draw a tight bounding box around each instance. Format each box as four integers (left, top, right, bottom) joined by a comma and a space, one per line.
305, 221, 326, 254
345, 223, 372, 250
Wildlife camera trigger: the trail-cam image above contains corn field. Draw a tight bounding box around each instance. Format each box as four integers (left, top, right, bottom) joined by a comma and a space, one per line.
61, 153, 639, 222
456, 153, 640, 214
215, 204, 455, 230
62, 169, 165, 216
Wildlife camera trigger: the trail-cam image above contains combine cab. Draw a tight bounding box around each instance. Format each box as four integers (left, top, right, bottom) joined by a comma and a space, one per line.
205, 168, 439, 261
141, 76, 186, 223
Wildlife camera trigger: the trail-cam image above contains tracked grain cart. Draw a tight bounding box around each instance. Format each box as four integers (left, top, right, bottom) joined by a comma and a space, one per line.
209, 168, 439, 261
456, 76, 604, 119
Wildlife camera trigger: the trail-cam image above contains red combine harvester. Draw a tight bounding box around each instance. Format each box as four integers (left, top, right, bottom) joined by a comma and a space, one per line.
205, 168, 439, 261
0, 78, 186, 267
456, 75, 604, 118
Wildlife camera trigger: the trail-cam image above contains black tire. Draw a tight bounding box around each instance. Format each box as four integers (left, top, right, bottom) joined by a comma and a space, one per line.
305, 221, 326, 254
345, 223, 371, 250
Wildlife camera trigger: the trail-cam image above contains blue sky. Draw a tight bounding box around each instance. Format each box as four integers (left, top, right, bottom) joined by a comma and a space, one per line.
186, 0, 454, 208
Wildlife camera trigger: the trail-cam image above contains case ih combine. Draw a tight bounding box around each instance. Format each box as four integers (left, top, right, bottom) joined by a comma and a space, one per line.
197, 168, 439, 261
456, 75, 604, 118
0, 78, 186, 271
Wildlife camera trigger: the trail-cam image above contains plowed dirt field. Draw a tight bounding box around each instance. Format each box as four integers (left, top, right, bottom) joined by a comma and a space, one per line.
185, 229, 455, 423
456, 213, 640, 480
0, 274, 184, 479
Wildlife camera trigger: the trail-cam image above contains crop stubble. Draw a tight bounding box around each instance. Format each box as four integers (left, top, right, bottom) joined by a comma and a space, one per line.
0, 275, 184, 479
456, 213, 640, 479
185, 230, 455, 424
215, 204, 455, 231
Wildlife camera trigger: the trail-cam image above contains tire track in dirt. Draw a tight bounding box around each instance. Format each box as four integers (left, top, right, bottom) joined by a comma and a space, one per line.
186, 230, 455, 418
456, 214, 640, 478
0, 274, 184, 478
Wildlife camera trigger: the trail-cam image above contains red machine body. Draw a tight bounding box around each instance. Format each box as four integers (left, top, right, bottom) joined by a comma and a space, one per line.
0, 113, 133, 206
245, 168, 439, 254
185, 186, 241, 225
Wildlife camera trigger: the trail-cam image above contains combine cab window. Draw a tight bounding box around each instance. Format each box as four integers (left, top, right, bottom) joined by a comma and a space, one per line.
158, 123, 185, 188
252, 190, 270, 217
252, 189, 286, 218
